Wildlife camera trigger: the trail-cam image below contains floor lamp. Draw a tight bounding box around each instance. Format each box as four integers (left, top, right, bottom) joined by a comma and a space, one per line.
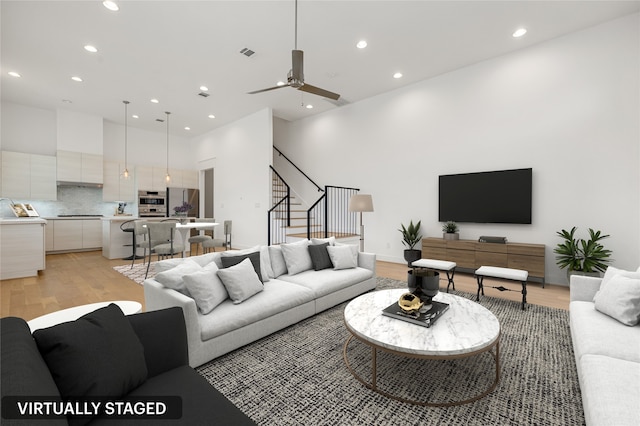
349, 194, 374, 252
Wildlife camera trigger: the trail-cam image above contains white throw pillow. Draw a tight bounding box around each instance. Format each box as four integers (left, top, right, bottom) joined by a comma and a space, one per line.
599, 266, 640, 294
280, 240, 313, 275
220, 245, 272, 282
183, 262, 228, 314
154, 259, 202, 295
268, 245, 288, 278
216, 258, 264, 304
594, 275, 640, 326
311, 236, 336, 246
326, 245, 358, 270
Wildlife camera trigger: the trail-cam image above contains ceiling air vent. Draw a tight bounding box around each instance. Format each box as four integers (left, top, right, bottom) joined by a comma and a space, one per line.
240, 48, 255, 57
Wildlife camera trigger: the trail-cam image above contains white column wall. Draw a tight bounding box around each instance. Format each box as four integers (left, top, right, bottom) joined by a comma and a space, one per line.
191, 108, 273, 249
273, 14, 640, 285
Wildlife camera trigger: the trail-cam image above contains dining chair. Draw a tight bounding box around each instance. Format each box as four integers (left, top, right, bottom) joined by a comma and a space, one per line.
202, 220, 232, 253
145, 221, 185, 278
188, 218, 215, 256
131, 220, 153, 268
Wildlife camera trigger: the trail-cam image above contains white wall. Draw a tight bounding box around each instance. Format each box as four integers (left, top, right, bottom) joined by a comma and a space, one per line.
274, 14, 640, 285
103, 121, 193, 169
0, 102, 56, 154
191, 108, 273, 249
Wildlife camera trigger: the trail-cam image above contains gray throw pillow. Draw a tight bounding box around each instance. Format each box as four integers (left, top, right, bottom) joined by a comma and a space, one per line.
308, 242, 333, 271
217, 258, 264, 304
220, 250, 263, 282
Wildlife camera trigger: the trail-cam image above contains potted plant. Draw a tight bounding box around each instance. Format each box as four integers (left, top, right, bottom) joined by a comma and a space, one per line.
554, 226, 612, 278
442, 221, 459, 240
399, 220, 423, 266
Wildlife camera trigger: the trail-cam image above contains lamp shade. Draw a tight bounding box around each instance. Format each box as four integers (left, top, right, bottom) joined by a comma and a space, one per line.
349, 194, 374, 212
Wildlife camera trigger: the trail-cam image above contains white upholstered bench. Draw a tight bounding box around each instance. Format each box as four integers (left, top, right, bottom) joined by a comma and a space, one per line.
475, 266, 529, 310
410, 259, 457, 292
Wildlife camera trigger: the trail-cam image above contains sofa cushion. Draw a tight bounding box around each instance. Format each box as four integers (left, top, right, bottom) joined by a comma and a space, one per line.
199, 280, 315, 341
155, 259, 202, 295
155, 252, 220, 273
217, 258, 264, 304
326, 244, 358, 270
278, 267, 374, 299
599, 265, 640, 293
220, 249, 263, 282
308, 242, 333, 271
280, 239, 313, 275
311, 236, 336, 246
578, 354, 640, 426
594, 274, 640, 326
220, 246, 272, 282
268, 245, 288, 278
33, 304, 148, 409
183, 262, 228, 314
570, 301, 640, 363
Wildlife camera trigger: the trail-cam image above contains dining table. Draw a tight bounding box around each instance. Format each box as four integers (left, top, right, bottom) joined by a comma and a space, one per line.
175, 221, 218, 256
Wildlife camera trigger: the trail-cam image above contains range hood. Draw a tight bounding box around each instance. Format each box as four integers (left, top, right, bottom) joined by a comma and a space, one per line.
56, 181, 103, 188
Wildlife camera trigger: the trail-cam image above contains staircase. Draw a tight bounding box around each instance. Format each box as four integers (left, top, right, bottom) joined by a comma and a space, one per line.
268, 150, 360, 245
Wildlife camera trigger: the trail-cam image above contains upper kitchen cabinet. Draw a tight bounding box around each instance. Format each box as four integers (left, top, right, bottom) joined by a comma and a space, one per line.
1, 151, 57, 200
57, 150, 103, 184
165, 168, 199, 189
137, 165, 169, 192
103, 161, 136, 202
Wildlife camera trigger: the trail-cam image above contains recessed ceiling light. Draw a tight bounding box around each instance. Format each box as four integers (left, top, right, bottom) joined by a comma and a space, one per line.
208, 114, 216, 119
84, 45, 98, 53
150, 98, 159, 104
305, 104, 313, 109
132, 115, 139, 119
199, 86, 209, 92
276, 81, 286, 87
71, 76, 83, 82
184, 127, 191, 131
393, 72, 403, 79
8, 71, 21, 78
102, 1, 119, 11
513, 28, 527, 38
356, 40, 368, 49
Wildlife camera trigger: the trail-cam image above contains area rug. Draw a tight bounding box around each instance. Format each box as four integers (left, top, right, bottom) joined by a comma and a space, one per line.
113, 262, 158, 285
197, 277, 584, 426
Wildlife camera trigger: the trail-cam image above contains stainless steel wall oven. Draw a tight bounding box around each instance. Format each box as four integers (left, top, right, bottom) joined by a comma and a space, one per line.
138, 190, 166, 217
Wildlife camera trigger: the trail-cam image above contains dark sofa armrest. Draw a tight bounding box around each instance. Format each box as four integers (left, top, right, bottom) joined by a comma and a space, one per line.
127, 307, 189, 378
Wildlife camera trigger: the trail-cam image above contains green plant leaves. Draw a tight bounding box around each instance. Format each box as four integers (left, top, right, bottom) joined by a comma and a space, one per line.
399, 220, 422, 249
554, 226, 612, 273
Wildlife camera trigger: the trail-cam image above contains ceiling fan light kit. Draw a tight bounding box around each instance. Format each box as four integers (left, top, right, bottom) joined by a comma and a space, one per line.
248, 0, 340, 101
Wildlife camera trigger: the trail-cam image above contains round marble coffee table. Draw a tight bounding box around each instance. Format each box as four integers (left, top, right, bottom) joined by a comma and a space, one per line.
343, 288, 500, 407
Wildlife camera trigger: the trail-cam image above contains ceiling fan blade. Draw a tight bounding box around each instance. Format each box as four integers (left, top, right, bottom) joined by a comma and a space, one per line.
298, 83, 341, 101
247, 84, 289, 95
291, 50, 304, 83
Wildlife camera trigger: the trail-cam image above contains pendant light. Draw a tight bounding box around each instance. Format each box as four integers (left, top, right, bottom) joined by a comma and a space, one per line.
165, 111, 171, 183
121, 100, 130, 179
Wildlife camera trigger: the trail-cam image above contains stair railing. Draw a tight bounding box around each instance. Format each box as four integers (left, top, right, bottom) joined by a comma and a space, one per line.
268, 166, 290, 245
273, 146, 324, 193
307, 185, 359, 240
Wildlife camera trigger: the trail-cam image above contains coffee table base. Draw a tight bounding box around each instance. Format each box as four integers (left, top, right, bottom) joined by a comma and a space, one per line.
343, 334, 500, 407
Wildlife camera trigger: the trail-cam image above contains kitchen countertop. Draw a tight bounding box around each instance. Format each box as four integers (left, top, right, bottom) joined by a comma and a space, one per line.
43, 216, 104, 220
0, 217, 47, 224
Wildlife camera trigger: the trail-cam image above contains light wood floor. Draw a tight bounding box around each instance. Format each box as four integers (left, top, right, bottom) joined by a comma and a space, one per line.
1, 251, 570, 321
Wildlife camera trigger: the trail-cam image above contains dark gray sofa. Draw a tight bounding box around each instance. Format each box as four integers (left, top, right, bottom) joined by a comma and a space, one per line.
1, 306, 255, 426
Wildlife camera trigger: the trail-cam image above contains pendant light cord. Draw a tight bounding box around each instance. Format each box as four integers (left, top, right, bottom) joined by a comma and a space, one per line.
165, 111, 171, 179
123, 100, 129, 171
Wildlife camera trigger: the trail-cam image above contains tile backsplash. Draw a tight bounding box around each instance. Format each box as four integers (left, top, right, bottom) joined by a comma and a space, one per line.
1, 186, 137, 218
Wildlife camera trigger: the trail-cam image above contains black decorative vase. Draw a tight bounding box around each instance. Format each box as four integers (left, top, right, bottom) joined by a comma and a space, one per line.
403, 249, 421, 267
408, 269, 440, 304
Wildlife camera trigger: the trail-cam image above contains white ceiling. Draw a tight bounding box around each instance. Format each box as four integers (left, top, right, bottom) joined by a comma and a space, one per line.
2, 1, 639, 138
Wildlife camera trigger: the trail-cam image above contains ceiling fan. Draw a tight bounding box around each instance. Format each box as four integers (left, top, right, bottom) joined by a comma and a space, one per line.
248, 0, 340, 101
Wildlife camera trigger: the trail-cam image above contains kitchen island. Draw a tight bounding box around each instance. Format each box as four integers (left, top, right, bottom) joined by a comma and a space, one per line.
0, 217, 46, 280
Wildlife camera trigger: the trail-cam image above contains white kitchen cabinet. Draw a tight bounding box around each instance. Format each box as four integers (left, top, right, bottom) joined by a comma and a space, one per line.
56, 150, 103, 184
103, 161, 136, 202
82, 220, 102, 248
1, 151, 30, 198
51, 218, 102, 251
0, 218, 46, 280
45, 219, 54, 251
30, 154, 57, 200
182, 169, 198, 189
53, 219, 83, 251
137, 165, 168, 191
1, 151, 57, 200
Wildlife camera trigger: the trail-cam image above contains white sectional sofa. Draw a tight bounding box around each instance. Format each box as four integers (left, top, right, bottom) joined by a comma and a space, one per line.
144, 239, 376, 367
569, 267, 640, 426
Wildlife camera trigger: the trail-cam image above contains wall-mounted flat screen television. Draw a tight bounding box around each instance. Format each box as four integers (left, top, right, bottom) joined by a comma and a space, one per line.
438, 168, 532, 224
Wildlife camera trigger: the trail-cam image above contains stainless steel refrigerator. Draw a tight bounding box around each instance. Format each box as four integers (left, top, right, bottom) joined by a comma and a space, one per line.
167, 187, 199, 218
